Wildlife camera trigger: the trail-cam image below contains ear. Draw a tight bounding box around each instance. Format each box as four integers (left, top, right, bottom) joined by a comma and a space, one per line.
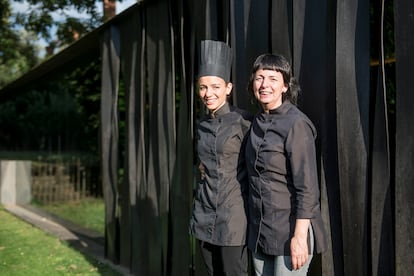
226, 82, 233, 95
282, 84, 288, 93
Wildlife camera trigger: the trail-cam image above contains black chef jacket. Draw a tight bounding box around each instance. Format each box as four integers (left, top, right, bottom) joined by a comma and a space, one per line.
190, 102, 252, 246
245, 101, 327, 256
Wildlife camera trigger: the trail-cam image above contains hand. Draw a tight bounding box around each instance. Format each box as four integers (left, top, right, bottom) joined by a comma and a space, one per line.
290, 236, 309, 270
198, 162, 205, 180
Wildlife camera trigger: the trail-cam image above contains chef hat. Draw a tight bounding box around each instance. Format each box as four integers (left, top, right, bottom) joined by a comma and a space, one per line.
198, 40, 233, 82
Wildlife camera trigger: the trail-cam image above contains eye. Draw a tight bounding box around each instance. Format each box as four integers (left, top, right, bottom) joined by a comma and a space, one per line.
199, 86, 207, 92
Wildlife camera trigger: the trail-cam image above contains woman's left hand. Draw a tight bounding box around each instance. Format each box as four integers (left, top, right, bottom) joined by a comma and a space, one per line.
291, 235, 309, 270
291, 218, 310, 270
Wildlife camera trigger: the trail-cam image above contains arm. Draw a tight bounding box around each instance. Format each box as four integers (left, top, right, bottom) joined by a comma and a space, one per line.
285, 117, 319, 269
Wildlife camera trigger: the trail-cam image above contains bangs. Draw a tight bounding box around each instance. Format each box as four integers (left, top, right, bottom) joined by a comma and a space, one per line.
253, 54, 287, 73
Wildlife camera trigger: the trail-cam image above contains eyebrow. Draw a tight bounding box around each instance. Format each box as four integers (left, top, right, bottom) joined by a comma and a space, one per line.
200, 83, 222, 86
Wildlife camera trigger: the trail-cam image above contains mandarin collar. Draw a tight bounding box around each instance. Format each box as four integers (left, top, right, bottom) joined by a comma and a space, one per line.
210, 102, 230, 118
267, 101, 292, 115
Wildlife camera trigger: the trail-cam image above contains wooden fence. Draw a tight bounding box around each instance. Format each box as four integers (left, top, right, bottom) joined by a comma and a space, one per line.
31, 158, 100, 204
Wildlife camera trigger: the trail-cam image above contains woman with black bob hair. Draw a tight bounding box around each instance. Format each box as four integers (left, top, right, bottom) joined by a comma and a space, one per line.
245, 54, 327, 275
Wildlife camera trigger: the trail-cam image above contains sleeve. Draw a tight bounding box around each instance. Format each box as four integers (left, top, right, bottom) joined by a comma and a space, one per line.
285, 117, 320, 219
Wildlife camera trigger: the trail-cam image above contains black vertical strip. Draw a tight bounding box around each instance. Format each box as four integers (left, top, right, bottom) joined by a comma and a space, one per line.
159, 0, 175, 273
118, 9, 143, 269
205, 0, 217, 39
143, 2, 162, 275
239, 0, 272, 112
143, 1, 174, 274
100, 25, 121, 263
245, 0, 270, 72
370, 1, 394, 275
193, 0, 207, 43
371, 68, 393, 276
335, 1, 370, 275
394, 1, 414, 275
187, 1, 209, 275
321, 1, 344, 275
292, 1, 304, 77
229, 0, 249, 109
204, 0, 229, 42
295, 1, 341, 275
220, 0, 230, 42
131, 7, 147, 275
170, 0, 195, 275
271, 0, 292, 62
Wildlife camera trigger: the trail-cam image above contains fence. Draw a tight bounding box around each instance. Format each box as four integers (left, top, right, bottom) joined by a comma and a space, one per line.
31, 157, 101, 204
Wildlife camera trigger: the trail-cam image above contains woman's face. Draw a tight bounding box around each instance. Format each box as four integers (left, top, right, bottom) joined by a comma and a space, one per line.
253, 69, 288, 112
198, 76, 232, 113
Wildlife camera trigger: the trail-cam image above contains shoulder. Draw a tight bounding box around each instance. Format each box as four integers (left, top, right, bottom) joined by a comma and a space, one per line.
285, 103, 316, 138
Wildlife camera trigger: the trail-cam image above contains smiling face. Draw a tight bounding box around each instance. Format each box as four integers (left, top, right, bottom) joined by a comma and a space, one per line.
198, 76, 232, 113
253, 69, 288, 112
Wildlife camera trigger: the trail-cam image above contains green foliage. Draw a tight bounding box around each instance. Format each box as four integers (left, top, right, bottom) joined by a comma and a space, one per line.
0, 205, 121, 275
12, 0, 102, 46
0, 56, 102, 155
0, 0, 39, 88
11, 0, 131, 48
0, 82, 84, 152
67, 59, 102, 155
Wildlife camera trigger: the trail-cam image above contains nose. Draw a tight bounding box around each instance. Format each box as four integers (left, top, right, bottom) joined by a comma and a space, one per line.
260, 77, 269, 88
204, 87, 213, 96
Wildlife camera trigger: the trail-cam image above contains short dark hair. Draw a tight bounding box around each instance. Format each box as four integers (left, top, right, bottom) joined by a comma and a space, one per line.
247, 54, 300, 105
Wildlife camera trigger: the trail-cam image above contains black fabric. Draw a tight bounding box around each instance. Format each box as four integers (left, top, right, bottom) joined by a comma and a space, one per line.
189, 103, 251, 247
229, 0, 249, 109
168, 1, 198, 276
296, 2, 341, 275
100, 25, 121, 263
271, 0, 292, 62
245, 102, 326, 256
369, 3, 394, 276
127, 1, 175, 274
118, 9, 142, 270
199, 241, 248, 276
335, 1, 371, 275
394, 1, 414, 275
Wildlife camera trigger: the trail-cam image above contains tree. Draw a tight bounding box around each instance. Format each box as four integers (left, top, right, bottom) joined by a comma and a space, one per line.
0, 0, 116, 152
12, 0, 124, 51
0, 0, 39, 88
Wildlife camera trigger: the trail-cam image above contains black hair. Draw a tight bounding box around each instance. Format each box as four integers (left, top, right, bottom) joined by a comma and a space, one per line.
247, 54, 300, 106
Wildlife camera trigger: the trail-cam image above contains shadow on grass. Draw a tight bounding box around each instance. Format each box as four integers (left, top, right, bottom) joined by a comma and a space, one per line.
4, 204, 131, 276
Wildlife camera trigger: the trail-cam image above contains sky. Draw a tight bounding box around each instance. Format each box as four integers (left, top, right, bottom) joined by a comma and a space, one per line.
10, 0, 138, 57
11, 0, 138, 17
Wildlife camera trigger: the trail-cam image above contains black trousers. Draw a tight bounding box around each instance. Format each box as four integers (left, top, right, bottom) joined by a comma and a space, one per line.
199, 240, 248, 276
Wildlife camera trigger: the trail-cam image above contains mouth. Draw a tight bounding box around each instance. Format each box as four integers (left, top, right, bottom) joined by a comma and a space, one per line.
204, 98, 217, 105
259, 91, 272, 95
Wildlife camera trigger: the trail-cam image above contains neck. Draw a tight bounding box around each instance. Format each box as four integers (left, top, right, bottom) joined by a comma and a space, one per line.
210, 101, 227, 114
261, 101, 282, 113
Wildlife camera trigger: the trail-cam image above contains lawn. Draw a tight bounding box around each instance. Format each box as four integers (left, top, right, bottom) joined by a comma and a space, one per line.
0, 205, 121, 276
33, 198, 105, 235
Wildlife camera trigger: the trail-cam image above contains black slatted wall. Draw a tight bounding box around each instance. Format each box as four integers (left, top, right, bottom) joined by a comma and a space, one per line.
99, 0, 413, 275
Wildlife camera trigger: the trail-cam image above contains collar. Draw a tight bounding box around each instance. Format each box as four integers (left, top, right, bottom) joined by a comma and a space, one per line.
210, 102, 230, 118
267, 101, 292, 115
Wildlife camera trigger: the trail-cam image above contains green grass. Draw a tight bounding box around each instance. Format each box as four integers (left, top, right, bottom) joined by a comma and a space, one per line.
32, 198, 105, 235
0, 206, 121, 276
